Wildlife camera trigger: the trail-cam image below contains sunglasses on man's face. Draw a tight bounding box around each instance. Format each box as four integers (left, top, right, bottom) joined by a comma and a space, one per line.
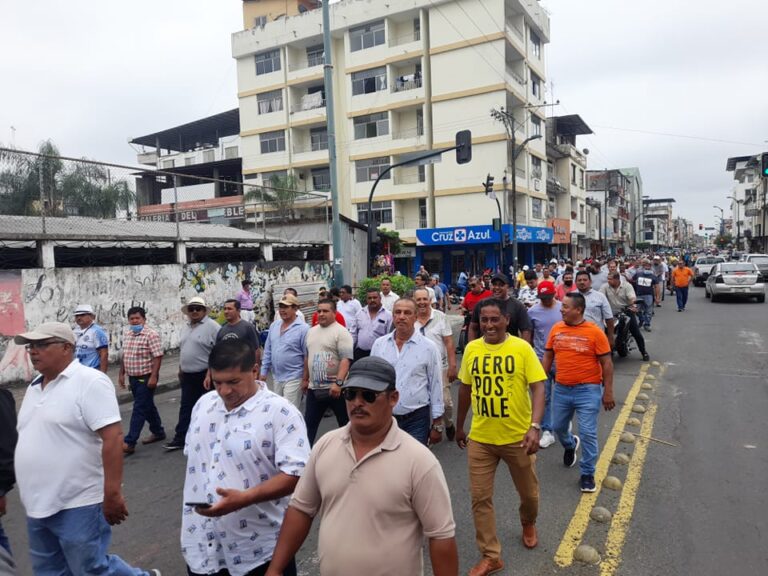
341, 388, 385, 403
187, 306, 205, 313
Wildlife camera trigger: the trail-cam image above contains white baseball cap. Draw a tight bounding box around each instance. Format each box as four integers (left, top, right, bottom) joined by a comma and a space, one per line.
15, 322, 76, 345
73, 304, 94, 316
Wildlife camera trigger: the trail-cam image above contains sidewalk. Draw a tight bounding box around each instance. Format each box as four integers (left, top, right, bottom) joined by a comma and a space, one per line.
5, 350, 182, 408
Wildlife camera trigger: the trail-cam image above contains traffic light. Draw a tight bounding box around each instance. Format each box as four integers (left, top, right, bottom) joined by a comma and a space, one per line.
482, 174, 495, 195
761, 153, 768, 177
456, 130, 472, 164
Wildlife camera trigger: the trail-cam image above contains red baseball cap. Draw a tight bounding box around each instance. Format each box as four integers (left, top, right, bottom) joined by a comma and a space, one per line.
537, 281, 556, 298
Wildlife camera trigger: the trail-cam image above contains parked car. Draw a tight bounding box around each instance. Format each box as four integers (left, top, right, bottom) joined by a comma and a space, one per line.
704, 262, 765, 303
693, 256, 725, 286
739, 254, 768, 276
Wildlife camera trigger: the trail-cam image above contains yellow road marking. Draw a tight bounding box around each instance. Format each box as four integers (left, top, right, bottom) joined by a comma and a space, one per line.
600, 402, 659, 575
553, 364, 649, 567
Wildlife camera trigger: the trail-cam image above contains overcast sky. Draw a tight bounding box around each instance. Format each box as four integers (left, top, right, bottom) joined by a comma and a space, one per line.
1, 0, 766, 230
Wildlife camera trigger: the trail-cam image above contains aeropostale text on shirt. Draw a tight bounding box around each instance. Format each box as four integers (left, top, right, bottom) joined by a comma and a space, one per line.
470, 353, 516, 418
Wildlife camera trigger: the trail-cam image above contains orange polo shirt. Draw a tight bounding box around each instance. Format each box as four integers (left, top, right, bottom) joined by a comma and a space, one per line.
671, 266, 694, 288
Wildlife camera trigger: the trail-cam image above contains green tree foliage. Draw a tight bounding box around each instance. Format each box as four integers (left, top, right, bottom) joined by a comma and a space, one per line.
713, 233, 733, 249
356, 274, 414, 302
244, 173, 301, 220
0, 141, 136, 218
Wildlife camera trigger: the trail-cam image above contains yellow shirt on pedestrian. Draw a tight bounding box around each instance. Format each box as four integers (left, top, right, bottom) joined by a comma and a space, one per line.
459, 335, 547, 445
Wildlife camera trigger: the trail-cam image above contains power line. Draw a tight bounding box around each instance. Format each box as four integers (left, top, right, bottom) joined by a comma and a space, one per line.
590, 125, 763, 147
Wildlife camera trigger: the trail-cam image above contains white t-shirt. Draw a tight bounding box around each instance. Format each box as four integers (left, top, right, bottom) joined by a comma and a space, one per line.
380, 291, 400, 312
15, 360, 122, 518
414, 309, 453, 369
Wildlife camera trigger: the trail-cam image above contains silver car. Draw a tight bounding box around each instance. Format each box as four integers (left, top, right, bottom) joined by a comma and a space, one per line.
705, 262, 765, 303
693, 256, 725, 286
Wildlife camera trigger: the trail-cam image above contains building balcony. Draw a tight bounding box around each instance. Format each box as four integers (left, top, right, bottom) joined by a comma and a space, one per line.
389, 30, 421, 48
391, 75, 422, 93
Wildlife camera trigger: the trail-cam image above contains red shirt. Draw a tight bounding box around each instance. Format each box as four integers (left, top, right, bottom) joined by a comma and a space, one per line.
311, 311, 346, 327
555, 283, 578, 301
462, 289, 493, 313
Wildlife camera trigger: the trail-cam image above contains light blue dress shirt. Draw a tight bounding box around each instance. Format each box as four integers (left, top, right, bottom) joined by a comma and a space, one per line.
261, 318, 309, 381
370, 330, 444, 420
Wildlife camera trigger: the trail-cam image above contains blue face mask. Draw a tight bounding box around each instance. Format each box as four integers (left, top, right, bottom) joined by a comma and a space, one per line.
129, 324, 143, 333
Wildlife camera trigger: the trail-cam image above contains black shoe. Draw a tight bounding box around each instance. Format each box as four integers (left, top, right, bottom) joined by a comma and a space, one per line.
446, 424, 456, 442
580, 474, 596, 493
642, 352, 650, 361
564, 435, 580, 468
163, 440, 184, 451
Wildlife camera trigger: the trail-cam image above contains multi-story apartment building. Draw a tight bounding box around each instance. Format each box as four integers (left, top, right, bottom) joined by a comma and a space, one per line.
643, 199, 675, 250
232, 0, 553, 280
726, 154, 767, 253
586, 169, 632, 256
545, 114, 592, 259
619, 167, 644, 250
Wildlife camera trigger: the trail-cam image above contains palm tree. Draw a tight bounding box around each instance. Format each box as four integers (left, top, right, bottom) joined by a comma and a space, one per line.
244, 173, 301, 221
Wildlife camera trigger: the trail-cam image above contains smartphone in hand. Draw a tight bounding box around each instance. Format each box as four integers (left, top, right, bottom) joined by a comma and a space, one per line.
185, 502, 211, 509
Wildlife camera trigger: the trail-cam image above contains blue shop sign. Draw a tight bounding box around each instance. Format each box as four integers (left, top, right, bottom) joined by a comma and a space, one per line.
416, 224, 554, 246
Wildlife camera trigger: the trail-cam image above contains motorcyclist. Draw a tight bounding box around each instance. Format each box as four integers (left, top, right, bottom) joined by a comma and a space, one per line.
600, 271, 650, 361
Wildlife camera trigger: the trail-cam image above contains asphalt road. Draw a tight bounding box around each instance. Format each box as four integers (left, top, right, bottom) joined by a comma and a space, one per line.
3, 287, 766, 575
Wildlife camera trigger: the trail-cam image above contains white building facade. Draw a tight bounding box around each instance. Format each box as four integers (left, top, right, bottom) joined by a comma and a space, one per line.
232, 0, 554, 280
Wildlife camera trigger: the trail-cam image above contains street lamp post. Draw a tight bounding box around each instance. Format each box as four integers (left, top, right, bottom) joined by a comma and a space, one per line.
713, 205, 724, 237
510, 134, 542, 273
726, 195, 743, 251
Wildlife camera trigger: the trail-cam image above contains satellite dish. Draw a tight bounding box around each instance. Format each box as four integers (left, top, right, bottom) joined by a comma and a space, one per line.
583, 148, 590, 155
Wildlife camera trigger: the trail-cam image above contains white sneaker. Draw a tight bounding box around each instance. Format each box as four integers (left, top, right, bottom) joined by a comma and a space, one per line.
539, 430, 556, 448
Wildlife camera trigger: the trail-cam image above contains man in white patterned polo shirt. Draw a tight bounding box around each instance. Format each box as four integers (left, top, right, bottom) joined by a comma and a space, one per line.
182, 339, 310, 576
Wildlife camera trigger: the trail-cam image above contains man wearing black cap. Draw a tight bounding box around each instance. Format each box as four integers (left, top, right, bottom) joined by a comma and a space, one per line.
266, 357, 458, 576
468, 273, 532, 344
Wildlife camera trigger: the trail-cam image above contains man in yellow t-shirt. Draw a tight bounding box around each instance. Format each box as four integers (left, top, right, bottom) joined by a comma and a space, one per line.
456, 298, 546, 576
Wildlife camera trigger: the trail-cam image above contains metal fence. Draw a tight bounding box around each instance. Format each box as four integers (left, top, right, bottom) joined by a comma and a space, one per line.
0, 146, 332, 247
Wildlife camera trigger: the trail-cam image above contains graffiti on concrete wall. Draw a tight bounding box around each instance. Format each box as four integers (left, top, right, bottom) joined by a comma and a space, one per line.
0, 261, 332, 386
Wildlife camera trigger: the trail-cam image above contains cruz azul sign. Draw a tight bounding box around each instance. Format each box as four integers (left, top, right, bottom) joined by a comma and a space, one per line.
416, 224, 554, 246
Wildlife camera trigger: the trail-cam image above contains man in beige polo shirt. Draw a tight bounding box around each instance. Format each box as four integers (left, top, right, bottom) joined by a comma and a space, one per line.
265, 356, 458, 576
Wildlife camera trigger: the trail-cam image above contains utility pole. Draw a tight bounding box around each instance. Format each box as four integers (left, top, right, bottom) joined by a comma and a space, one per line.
322, 0, 344, 286
490, 107, 541, 273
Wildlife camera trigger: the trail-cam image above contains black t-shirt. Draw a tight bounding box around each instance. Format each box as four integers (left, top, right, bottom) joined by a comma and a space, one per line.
216, 320, 261, 351
471, 296, 532, 337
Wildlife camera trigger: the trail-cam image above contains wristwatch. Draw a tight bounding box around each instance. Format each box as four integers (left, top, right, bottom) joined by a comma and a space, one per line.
432, 424, 445, 433
529, 422, 542, 431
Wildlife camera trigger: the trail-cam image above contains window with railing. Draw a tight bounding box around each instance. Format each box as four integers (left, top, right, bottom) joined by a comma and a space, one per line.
350, 20, 385, 52
306, 45, 324, 67
579, 168, 585, 189
531, 115, 541, 136
310, 127, 328, 151
530, 30, 541, 58
531, 198, 543, 220
311, 167, 331, 191
260, 130, 285, 154
352, 67, 387, 96
356, 157, 390, 182
419, 198, 427, 228
257, 90, 283, 115
354, 112, 389, 139
255, 49, 281, 76
531, 156, 542, 179
531, 72, 541, 98
357, 200, 393, 225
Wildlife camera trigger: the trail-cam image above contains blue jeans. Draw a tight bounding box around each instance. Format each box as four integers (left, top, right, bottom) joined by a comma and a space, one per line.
553, 383, 603, 476
0, 519, 10, 556
638, 295, 654, 327
27, 503, 148, 575
304, 389, 349, 446
675, 286, 689, 310
541, 373, 555, 432
394, 405, 431, 445
124, 375, 165, 447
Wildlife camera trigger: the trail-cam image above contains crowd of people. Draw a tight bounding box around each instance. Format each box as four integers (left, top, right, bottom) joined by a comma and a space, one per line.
0, 254, 691, 576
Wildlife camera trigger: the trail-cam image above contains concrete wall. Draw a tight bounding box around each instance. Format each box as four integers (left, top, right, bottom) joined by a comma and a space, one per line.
0, 261, 331, 386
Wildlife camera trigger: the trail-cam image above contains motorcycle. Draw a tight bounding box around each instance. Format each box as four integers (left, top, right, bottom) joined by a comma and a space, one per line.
614, 305, 637, 358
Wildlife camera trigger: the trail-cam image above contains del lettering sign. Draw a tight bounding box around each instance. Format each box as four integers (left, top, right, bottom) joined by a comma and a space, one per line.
416, 224, 554, 246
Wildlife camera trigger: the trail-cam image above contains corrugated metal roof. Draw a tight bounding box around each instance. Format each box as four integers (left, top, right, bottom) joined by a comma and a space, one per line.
0, 215, 284, 244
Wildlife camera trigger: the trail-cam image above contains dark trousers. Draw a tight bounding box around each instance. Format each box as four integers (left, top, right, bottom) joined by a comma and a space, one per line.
124, 374, 165, 447
394, 405, 431, 445
353, 347, 371, 362
173, 370, 208, 444
188, 557, 296, 576
676, 286, 689, 310
625, 311, 647, 355
304, 389, 349, 446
